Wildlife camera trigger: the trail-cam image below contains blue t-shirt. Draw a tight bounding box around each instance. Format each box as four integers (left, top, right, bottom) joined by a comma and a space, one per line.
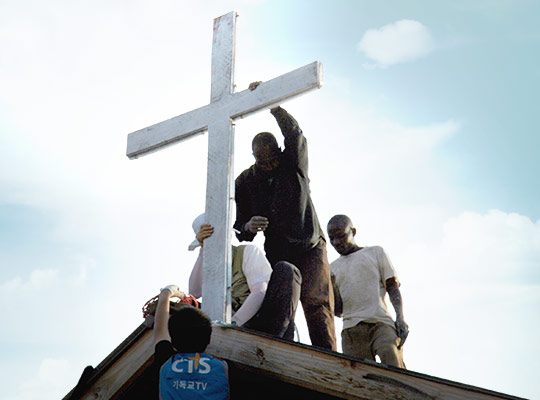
156, 342, 228, 400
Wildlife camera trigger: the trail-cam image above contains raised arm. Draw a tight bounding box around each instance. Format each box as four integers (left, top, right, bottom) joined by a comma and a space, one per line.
270, 106, 308, 173
153, 285, 185, 346
270, 106, 302, 139
386, 277, 409, 348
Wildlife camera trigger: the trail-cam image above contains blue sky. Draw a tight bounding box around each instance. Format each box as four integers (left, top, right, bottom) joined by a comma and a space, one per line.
1, 1, 539, 399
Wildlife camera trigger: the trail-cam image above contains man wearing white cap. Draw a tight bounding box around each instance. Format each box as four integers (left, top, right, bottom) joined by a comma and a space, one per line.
188, 214, 302, 339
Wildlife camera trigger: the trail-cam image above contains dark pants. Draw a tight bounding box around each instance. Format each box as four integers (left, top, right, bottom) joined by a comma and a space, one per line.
244, 261, 302, 340
264, 238, 337, 351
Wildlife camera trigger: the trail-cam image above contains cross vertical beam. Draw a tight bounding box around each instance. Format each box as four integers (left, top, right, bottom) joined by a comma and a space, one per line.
201, 12, 236, 322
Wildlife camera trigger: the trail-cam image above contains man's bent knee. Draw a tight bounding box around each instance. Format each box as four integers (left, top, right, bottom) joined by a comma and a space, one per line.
274, 261, 302, 284
377, 341, 405, 368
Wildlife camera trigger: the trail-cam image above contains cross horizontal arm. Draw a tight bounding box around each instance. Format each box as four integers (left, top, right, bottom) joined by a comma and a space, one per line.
126, 61, 322, 160
126, 104, 211, 159
228, 61, 323, 120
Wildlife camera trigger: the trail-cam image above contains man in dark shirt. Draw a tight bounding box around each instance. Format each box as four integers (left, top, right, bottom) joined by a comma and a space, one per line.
234, 106, 336, 350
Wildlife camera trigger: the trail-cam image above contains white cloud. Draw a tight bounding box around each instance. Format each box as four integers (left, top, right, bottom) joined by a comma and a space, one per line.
0, 262, 91, 346
357, 20, 434, 68
295, 85, 462, 225
396, 209, 540, 395
37, 358, 71, 384
0, 269, 58, 294
5, 358, 75, 400
397, 209, 540, 286
441, 209, 540, 282
0, 264, 88, 295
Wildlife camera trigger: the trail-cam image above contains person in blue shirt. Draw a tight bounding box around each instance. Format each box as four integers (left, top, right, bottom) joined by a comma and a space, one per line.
153, 285, 229, 399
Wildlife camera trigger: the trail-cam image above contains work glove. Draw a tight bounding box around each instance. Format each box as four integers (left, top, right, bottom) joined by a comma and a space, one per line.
160, 285, 185, 298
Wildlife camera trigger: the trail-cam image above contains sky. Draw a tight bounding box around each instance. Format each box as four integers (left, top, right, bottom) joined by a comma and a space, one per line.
1, 0, 539, 399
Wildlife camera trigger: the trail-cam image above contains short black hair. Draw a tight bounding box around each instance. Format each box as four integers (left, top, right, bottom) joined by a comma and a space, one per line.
252, 131, 279, 151
168, 306, 212, 353
327, 214, 353, 230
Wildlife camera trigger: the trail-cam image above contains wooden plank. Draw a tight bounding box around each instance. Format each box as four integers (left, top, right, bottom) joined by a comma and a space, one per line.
64, 320, 524, 400
206, 326, 524, 400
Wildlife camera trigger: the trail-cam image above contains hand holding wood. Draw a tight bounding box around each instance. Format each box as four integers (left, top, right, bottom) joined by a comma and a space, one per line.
196, 224, 214, 245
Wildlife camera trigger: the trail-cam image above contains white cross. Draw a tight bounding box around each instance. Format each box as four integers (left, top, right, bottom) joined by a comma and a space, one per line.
126, 11, 322, 322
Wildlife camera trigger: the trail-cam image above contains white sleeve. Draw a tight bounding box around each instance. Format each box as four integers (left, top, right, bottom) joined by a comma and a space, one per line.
188, 249, 203, 298
377, 246, 398, 285
231, 281, 267, 326
241, 245, 272, 288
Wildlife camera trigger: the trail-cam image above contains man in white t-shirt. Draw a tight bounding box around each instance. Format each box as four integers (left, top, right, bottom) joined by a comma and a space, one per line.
327, 214, 408, 368
188, 214, 301, 339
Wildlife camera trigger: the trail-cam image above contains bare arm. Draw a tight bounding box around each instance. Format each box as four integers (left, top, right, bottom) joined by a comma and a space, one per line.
153, 290, 172, 345
153, 286, 185, 346
270, 106, 302, 139
270, 106, 308, 173
386, 277, 409, 348
331, 273, 343, 318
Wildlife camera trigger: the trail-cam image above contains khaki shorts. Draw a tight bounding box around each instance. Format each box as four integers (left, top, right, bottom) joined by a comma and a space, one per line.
342, 321, 405, 369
